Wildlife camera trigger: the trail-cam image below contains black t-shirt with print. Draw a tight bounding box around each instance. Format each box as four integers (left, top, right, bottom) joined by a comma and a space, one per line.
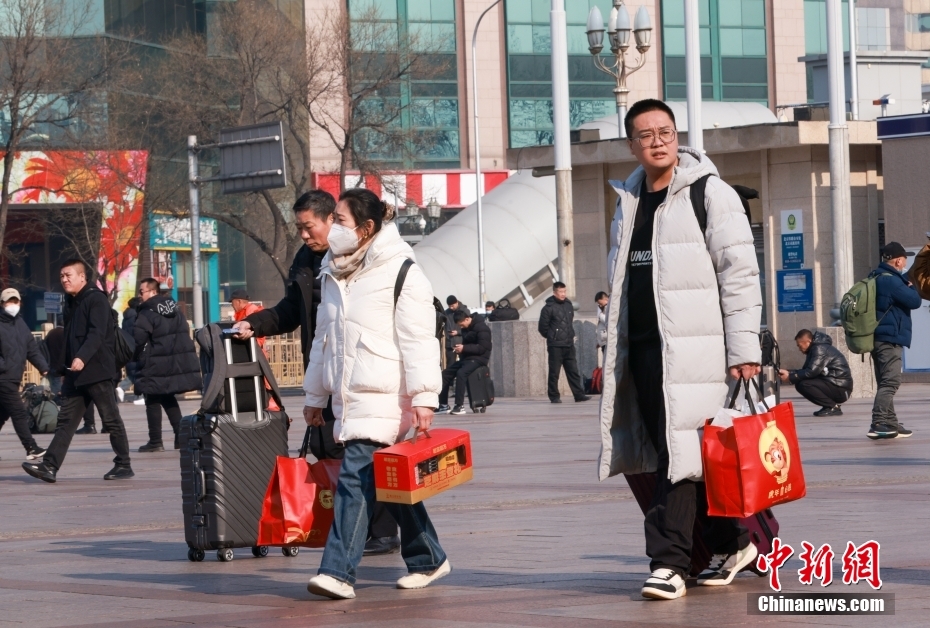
627, 182, 668, 344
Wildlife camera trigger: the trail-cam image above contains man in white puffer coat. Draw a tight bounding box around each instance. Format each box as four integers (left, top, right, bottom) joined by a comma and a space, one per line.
304, 189, 449, 600
599, 100, 763, 600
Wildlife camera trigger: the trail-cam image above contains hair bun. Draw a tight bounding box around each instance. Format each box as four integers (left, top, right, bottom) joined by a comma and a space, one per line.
381, 201, 395, 222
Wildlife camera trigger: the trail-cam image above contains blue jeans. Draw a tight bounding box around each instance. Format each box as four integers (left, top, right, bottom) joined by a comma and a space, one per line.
318, 439, 447, 585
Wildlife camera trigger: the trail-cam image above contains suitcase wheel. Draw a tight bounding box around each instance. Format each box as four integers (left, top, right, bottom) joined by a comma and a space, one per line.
282, 546, 299, 557
479, 407, 486, 414
217, 548, 234, 562
251, 545, 269, 558
187, 548, 205, 562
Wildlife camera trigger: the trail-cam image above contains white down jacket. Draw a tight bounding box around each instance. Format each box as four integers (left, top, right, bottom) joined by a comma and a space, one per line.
303, 222, 441, 446
598, 147, 762, 483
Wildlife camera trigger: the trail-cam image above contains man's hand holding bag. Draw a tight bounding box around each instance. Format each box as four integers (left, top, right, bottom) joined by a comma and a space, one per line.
702, 378, 806, 518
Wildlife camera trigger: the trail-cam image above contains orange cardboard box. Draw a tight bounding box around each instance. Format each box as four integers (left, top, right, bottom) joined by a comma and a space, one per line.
374, 428, 473, 504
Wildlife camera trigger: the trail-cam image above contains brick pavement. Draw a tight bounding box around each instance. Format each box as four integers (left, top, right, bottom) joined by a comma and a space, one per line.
1, 385, 929, 627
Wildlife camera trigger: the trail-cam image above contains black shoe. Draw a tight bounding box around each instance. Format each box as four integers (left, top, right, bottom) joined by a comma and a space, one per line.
22, 461, 56, 483
437, 404, 451, 413
138, 442, 165, 452
450, 405, 466, 415
100, 426, 110, 434
575, 395, 592, 402
104, 465, 134, 480
26, 445, 47, 460
895, 426, 913, 438
813, 406, 843, 417
75, 425, 97, 435
363, 535, 401, 556
550, 398, 563, 404
174, 434, 180, 450
867, 423, 898, 440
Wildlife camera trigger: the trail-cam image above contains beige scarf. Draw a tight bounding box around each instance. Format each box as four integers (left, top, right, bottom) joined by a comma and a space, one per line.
329, 236, 375, 281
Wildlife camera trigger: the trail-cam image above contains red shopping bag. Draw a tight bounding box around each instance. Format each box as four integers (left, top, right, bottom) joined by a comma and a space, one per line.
256, 428, 342, 548
703, 378, 806, 518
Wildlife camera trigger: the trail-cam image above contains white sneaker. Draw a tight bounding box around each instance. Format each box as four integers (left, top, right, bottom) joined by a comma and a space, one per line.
641, 568, 686, 600
115, 387, 125, 403
307, 574, 355, 599
396, 559, 452, 589
697, 543, 759, 586
133, 397, 146, 405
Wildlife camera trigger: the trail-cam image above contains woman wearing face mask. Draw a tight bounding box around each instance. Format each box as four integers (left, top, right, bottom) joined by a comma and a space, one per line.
303, 188, 448, 600
0, 289, 50, 460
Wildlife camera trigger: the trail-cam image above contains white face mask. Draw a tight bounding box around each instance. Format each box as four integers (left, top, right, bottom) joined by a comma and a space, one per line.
327, 223, 360, 256
4, 304, 20, 317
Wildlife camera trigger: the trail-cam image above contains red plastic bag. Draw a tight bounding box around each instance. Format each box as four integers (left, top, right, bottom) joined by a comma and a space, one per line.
591, 367, 603, 394
703, 379, 806, 518
256, 435, 341, 547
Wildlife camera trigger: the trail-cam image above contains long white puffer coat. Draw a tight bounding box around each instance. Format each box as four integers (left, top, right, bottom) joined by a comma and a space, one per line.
303, 222, 441, 446
598, 147, 762, 483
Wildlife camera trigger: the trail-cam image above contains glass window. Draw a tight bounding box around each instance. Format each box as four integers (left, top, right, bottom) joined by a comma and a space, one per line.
532, 24, 551, 53
742, 0, 765, 27
531, 0, 549, 23
804, 0, 848, 55
719, 0, 742, 28
506, 0, 532, 23
508, 25, 534, 53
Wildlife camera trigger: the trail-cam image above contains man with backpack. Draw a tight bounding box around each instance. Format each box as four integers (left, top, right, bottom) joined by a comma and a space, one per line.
0, 288, 50, 460
22, 259, 133, 482
865, 242, 921, 440
599, 99, 762, 600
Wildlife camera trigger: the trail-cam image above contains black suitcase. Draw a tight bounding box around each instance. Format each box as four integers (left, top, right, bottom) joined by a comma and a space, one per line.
181, 324, 293, 563
466, 365, 495, 413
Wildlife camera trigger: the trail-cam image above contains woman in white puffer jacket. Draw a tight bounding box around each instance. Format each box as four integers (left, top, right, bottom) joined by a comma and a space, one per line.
304, 188, 449, 600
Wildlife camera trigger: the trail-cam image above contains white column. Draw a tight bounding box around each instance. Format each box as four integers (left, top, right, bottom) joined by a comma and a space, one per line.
826, 0, 854, 316
551, 0, 576, 298
187, 135, 204, 329
848, 0, 859, 120
684, 0, 703, 151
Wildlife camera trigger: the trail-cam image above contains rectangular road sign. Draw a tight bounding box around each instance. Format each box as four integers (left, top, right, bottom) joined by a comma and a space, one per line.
44, 292, 64, 314
218, 121, 287, 194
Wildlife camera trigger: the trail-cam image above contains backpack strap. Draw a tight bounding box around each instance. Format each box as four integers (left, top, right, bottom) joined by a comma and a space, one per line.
689, 174, 711, 234
394, 258, 415, 308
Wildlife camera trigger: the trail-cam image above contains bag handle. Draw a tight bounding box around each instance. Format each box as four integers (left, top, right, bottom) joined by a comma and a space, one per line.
726, 376, 770, 414
410, 428, 431, 444
298, 426, 312, 459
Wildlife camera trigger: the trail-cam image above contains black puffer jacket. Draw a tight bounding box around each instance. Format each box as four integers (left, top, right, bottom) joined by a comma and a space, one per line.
459, 316, 493, 366
63, 284, 116, 387
246, 244, 324, 368
0, 309, 49, 381
132, 295, 202, 395
789, 331, 853, 391
538, 296, 575, 347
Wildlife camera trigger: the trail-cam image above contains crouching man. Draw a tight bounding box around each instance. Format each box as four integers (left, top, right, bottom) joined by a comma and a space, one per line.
779, 329, 852, 416
599, 99, 763, 600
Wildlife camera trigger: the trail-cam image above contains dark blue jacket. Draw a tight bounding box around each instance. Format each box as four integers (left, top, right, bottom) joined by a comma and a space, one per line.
873, 262, 922, 347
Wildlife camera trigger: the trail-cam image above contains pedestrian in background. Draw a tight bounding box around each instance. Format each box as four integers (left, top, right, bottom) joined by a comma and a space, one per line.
778, 329, 852, 416
132, 278, 202, 452
0, 288, 50, 460
442, 295, 465, 367
595, 291, 609, 365
23, 259, 133, 483
484, 301, 495, 320
538, 282, 590, 404
437, 309, 492, 415
304, 188, 449, 600
866, 242, 921, 440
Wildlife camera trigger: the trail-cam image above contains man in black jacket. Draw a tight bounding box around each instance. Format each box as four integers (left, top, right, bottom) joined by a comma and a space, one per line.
538, 282, 590, 404
233, 190, 400, 555
23, 259, 133, 482
779, 329, 853, 417
438, 310, 492, 415
133, 278, 202, 452
442, 295, 466, 367
0, 288, 50, 460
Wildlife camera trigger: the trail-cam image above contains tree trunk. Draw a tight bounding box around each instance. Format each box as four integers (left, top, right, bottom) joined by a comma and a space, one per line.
0, 147, 17, 262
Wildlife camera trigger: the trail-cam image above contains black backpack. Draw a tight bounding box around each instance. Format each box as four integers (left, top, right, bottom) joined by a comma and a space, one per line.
759, 329, 780, 369
689, 174, 757, 233
111, 309, 136, 368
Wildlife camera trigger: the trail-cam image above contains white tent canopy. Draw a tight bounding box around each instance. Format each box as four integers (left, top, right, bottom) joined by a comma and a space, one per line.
579, 101, 778, 140
414, 170, 556, 310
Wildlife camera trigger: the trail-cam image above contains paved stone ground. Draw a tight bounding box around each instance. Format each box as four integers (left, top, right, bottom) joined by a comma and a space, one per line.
1, 385, 928, 627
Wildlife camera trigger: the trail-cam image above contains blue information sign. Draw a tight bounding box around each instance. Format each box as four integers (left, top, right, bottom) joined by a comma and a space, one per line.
781, 233, 804, 269
777, 269, 814, 312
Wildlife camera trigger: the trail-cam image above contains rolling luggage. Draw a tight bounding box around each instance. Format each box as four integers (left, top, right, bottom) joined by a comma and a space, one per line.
623, 472, 779, 577
180, 323, 294, 563
466, 365, 495, 413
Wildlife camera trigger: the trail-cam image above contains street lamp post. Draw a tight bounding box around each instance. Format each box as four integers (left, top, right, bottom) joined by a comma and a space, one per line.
471, 0, 502, 306
585, 1, 652, 139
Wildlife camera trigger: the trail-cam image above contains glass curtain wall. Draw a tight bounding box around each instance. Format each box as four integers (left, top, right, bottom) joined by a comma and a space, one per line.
348, 0, 460, 169
506, 0, 618, 148
661, 0, 768, 102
